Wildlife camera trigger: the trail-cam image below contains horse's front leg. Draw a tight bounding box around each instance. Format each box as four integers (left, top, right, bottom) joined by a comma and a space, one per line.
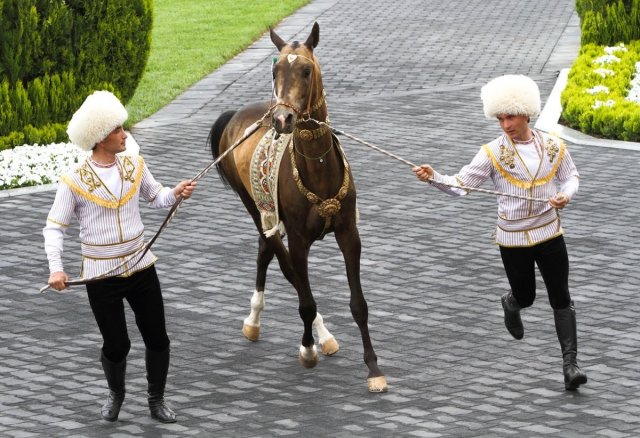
288, 236, 319, 368
243, 236, 273, 341
335, 224, 388, 393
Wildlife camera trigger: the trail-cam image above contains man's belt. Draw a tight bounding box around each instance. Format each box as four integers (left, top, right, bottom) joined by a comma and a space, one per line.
497, 208, 558, 232
81, 233, 145, 259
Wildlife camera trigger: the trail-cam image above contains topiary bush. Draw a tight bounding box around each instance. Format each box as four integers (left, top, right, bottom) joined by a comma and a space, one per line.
561, 41, 640, 141
578, 0, 640, 46
0, 0, 153, 147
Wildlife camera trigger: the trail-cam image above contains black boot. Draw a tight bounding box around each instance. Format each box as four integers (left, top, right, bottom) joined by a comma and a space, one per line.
501, 291, 524, 340
100, 353, 126, 422
146, 347, 177, 423
554, 301, 588, 390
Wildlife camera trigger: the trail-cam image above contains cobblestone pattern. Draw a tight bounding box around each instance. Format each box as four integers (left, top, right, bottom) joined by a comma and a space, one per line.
1, 0, 639, 436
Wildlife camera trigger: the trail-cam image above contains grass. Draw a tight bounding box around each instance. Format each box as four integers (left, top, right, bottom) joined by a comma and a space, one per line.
125, 0, 309, 125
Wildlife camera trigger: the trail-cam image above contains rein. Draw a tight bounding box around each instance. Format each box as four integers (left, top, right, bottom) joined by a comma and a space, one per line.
40, 112, 270, 294
307, 118, 550, 204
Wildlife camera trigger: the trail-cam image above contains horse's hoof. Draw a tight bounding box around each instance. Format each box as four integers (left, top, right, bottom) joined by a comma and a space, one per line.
320, 336, 339, 356
367, 376, 388, 393
298, 345, 319, 368
242, 323, 260, 342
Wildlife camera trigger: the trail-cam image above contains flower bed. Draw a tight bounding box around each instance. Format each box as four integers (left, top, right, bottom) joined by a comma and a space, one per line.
0, 143, 88, 190
561, 41, 640, 141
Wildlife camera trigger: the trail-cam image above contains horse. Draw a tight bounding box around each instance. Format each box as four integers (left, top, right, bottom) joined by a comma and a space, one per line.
208, 22, 387, 393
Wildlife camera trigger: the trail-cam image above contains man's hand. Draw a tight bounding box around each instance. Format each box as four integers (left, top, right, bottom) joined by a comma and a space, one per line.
549, 192, 570, 209
48, 271, 69, 292
412, 164, 435, 182
173, 180, 197, 199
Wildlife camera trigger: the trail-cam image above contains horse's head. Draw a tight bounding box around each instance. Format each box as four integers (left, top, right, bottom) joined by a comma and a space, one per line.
270, 22, 323, 134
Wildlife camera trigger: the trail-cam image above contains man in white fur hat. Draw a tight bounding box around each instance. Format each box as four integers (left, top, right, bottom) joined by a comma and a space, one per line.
43, 90, 197, 422
413, 74, 587, 390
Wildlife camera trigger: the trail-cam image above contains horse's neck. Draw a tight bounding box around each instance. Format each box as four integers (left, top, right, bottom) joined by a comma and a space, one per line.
293, 123, 344, 194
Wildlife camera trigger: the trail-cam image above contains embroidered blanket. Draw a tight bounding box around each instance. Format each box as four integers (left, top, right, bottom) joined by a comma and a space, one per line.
249, 129, 292, 237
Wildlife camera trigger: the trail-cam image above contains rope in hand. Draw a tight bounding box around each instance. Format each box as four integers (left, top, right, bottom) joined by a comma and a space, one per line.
309, 118, 549, 204
40, 115, 269, 294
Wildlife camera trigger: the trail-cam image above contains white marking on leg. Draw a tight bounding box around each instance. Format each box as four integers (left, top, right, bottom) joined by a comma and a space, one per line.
299, 344, 318, 360
312, 312, 333, 345
244, 290, 265, 328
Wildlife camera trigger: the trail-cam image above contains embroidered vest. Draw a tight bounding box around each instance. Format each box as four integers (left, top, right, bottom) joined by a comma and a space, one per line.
482, 131, 565, 247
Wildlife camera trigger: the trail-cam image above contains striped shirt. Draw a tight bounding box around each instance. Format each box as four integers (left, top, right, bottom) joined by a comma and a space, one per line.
43, 155, 176, 278
430, 130, 579, 247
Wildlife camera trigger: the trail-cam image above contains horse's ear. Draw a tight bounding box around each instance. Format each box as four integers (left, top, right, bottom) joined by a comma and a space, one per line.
270, 27, 287, 52
304, 22, 320, 50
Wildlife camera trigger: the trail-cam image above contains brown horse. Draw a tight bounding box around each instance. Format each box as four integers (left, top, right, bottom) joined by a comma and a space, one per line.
208, 22, 387, 392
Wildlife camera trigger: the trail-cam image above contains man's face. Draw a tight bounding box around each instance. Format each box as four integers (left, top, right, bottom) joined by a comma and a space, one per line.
497, 114, 530, 141
97, 126, 127, 154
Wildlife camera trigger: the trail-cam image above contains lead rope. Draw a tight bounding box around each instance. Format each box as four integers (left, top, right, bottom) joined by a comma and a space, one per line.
308, 118, 549, 204
40, 114, 269, 293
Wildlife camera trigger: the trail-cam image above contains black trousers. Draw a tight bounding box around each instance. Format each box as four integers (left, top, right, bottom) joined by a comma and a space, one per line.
499, 235, 572, 310
87, 265, 170, 363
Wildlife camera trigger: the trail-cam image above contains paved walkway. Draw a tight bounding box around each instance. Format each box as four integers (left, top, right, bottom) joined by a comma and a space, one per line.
2, 0, 640, 436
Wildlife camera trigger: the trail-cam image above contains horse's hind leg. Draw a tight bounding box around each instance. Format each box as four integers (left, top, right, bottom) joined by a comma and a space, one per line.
243, 236, 273, 341
335, 226, 388, 393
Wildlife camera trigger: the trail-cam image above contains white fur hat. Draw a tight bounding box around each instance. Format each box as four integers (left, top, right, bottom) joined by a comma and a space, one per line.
480, 74, 540, 119
67, 90, 128, 151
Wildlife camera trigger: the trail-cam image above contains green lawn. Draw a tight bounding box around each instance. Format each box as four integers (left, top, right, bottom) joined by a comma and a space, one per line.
125, 0, 309, 125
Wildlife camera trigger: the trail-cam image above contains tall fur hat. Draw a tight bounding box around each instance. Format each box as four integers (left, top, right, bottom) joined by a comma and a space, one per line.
67, 90, 128, 151
480, 74, 540, 119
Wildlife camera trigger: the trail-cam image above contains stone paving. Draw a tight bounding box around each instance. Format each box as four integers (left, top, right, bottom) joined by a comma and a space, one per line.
1, 0, 640, 436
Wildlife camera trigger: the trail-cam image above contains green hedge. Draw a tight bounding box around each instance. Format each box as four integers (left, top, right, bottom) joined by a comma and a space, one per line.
0, 0, 153, 147
561, 41, 640, 141
578, 0, 640, 45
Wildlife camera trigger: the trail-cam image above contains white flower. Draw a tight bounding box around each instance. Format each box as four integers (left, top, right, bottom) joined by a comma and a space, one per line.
0, 143, 89, 190
592, 99, 616, 109
593, 54, 621, 65
586, 85, 610, 94
625, 61, 640, 104
593, 68, 614, 78
604, 43, 627, 55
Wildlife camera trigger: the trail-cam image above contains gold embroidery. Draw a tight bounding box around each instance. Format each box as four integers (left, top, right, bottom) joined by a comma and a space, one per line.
47, 217, 69, 227
534, 140, 566, 186
120, 156, 136, 182
483, 144, 531, 189
62, 174, 119, 208
499, 144, 516, 169
77, 163, 102, 192
119, 156, 145, 205
61, 156, 145, 209
483, 137, 567, 190
545, 138, 559, 163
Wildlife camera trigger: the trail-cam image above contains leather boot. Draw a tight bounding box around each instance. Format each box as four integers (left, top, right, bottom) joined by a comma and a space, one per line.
501, 291, 524, 340
554, 301, 588, 390
146, 347, 177, 423
100, 353, 126, 422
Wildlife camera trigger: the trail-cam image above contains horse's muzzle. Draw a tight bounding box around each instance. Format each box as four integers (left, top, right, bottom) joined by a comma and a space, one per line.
272, 109, 296, 134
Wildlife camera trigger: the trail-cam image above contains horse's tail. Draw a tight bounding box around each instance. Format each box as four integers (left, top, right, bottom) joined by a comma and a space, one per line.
208, 110, 237, 187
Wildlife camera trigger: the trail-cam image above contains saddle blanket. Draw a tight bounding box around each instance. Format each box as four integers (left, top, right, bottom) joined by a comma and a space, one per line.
249, 128, 292, 237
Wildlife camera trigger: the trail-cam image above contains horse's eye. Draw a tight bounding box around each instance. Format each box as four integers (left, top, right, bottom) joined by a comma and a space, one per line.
303, 67, 312, 78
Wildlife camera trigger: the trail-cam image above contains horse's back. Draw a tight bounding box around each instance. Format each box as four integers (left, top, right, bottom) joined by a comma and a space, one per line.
217, 101, 272, 199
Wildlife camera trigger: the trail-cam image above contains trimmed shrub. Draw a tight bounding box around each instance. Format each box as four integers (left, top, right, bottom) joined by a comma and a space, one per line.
0, 0, 153, 147
561, 41, 640, 141
579, 0, 640, 46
